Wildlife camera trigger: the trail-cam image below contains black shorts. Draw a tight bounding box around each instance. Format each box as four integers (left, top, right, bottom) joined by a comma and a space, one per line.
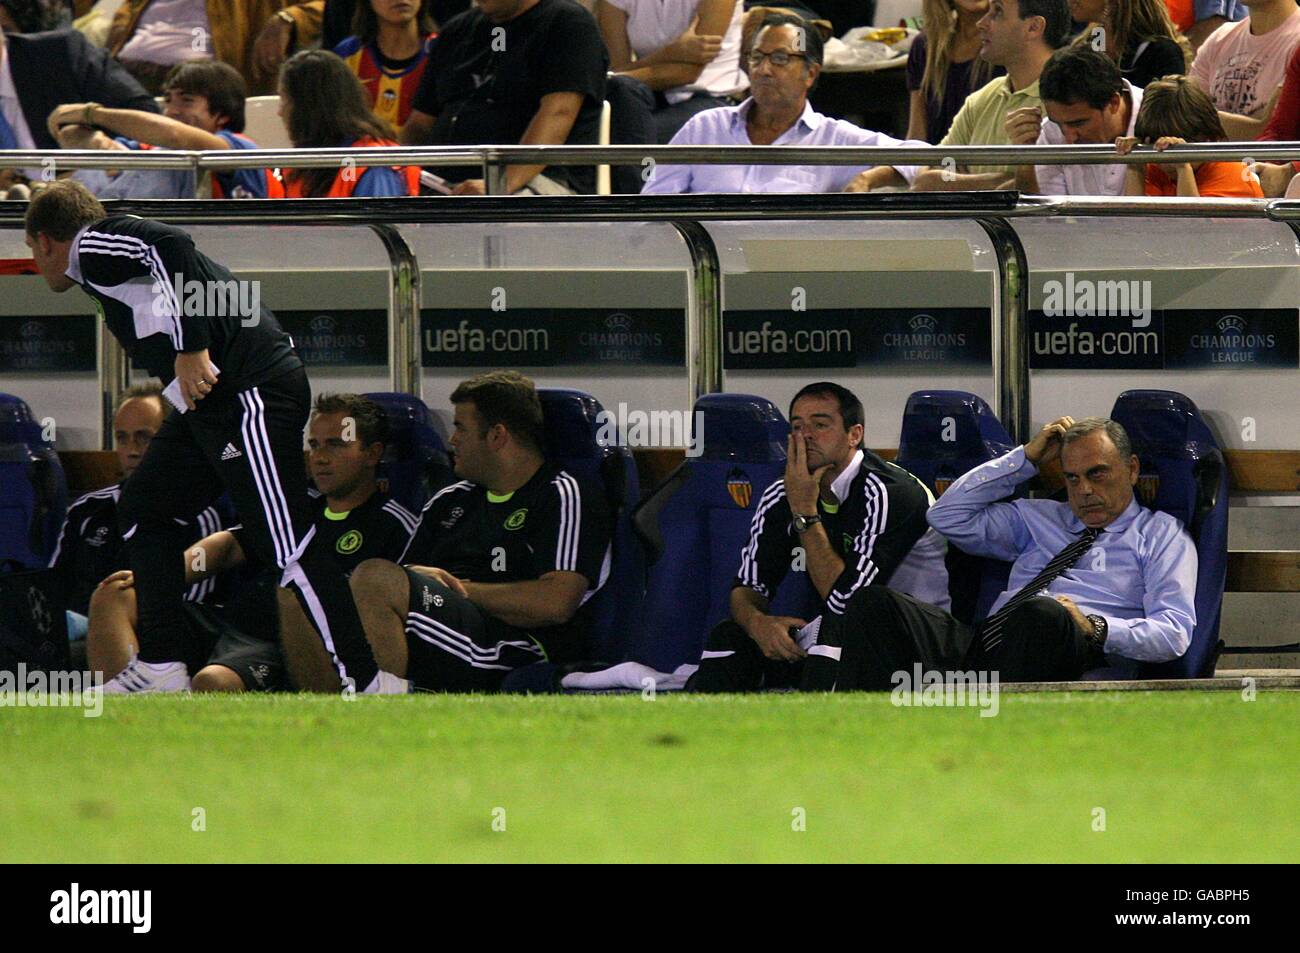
181, 577, 284, 692
402, 569, 545, 692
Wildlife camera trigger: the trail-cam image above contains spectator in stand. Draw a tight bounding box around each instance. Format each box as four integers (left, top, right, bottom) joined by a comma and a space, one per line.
597, 0, 748, 144
1188, 0, 1300, 138
0, 0, 71, 32
401, 0, 609, 195
334, 0, 437, 133
270, 49, 419, 197
1117, 73, 1263, 195
907, 0, 1002, 144
1164, 0, 1244, 52
47, 61, 273, 198
320, 0, 467, 49
645, 14, 927, 194
1069, 0, 1190, 88
1015, 45, 1144, 194
0, 25, 157, 194
1250, 45, 1300, 196
913, 0, 1072, 191
106, 0, 324, 95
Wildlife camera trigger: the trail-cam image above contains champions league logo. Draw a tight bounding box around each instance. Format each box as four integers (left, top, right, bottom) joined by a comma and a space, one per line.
1218, 314, 1246, 335
880, 313, 968, 362
577, 312, 665, 363
297, 313, 367, 362
1, 317, 81, 371
310, 314, 336, 335
1185, 313, 1278, 365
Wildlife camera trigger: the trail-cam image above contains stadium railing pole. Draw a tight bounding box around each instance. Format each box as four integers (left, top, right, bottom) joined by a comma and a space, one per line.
976, 216, 1031, 446
98, 317, 130, 451
370, 224, 423, 399
670, 220, 724, 407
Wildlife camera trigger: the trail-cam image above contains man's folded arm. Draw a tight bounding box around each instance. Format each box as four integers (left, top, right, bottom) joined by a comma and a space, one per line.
926, 446, 1034, 560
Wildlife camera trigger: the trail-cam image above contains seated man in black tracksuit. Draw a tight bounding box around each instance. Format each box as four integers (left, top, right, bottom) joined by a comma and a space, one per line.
84, 393, 419, 692
689, 381, 961, 692
49, 383, 231, 650
278, 371, 612, 693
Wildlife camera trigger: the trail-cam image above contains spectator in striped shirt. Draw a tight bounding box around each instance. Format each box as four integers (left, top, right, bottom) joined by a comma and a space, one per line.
334, 0, 439, 133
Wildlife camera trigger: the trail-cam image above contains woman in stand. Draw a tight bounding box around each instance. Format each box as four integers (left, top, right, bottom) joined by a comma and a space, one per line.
907, 0, 1001, 144
1068, 0, 1190, 90
334, 0, 439, 133
271, 50, 419, 198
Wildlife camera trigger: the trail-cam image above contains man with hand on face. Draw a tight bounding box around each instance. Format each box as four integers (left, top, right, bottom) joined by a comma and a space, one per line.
840, 416, 1198, 686
87, 393, 419, 693
1011, 45, 1144, 196
689, 382, 951, 692
279, 371, 612, 693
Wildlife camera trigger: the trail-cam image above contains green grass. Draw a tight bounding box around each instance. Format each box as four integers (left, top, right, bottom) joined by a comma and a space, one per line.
3, 691, 1297, 862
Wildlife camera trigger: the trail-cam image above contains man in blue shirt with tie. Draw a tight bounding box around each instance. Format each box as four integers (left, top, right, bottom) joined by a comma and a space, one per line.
802, 415, 1198, 687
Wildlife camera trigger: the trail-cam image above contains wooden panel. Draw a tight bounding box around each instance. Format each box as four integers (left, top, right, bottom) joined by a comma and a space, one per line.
633, 449, 685, 493
1227, 551, 1300, 592
1224, 451, 1300, 493
60, 451, 120, 495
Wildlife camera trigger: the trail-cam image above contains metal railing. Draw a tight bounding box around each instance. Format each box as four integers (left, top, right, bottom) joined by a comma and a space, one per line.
5, 142, 1300, 449
14, 140, 1300, 175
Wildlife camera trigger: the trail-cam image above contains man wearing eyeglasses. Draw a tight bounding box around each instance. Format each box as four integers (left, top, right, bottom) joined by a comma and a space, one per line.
642, 12, 928, 193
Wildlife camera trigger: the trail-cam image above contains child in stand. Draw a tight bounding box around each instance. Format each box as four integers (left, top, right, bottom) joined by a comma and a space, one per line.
1116, 75, 1264, 197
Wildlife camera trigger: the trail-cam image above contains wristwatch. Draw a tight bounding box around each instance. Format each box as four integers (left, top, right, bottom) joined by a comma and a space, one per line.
1085, 614, 1108, 651
275, 9, 295, 26
792, 512, 821, 534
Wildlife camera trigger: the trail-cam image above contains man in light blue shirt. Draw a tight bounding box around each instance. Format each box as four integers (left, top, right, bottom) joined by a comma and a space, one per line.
801, 415, 1198, 687
642, 13, 926, 195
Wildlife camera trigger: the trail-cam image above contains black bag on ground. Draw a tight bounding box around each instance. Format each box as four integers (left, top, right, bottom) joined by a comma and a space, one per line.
0, 562, 69, 674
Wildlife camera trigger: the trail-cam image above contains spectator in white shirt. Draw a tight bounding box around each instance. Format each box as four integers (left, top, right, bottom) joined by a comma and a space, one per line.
597, 0, 748, 143
643, 13, 926, 194
1011, 45, 1144, 195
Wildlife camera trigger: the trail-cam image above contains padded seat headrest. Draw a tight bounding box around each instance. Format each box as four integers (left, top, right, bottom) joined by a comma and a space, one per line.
694, 393, 789, 462
897, 390, 1013, 462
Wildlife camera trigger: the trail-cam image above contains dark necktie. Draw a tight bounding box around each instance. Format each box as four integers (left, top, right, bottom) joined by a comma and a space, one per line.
978, 527, 1100, 652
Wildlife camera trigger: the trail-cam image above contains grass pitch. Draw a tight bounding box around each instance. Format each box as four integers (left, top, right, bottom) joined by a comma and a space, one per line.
4, 691, 1297, 863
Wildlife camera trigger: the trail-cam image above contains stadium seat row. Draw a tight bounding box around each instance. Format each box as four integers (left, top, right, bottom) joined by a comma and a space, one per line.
0, 385, 1228, 680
